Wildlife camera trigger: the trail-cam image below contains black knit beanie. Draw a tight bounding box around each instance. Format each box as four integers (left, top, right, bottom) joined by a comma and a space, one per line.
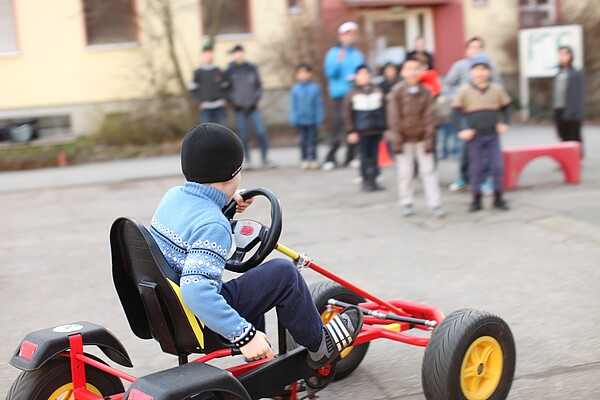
181, 123, 244, 183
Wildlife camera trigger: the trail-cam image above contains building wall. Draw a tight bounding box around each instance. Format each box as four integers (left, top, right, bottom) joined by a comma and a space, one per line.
0, 0, 308, 135
433, 0, 465, 75
462, 0, 520, 74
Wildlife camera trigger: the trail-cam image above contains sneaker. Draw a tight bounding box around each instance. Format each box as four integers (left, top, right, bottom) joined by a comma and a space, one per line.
353, 176, 363, 185
300, 161, 310, 170
430, 207, 445, 218
309, 161, 320, 170
307, 306, 364, 369
449, 178, 466, 192
481, 180, 494, 196
262, 160, 277, 169
469, 195, 482, 212
401, 204, 414, 217
322, 161, 336, 171
493, 193, 510, 210
349, 159, 361, 169
362, 181, 376, 192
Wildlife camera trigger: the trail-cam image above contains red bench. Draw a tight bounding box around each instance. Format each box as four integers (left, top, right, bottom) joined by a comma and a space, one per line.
503, 141, 581, 190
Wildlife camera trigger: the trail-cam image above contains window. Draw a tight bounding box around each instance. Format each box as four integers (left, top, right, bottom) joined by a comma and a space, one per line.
201, 0, 251, 36
0, 0, 18, 53
288, 0, 304, 13
83, 0, 138, 46
519, 0, 557, 28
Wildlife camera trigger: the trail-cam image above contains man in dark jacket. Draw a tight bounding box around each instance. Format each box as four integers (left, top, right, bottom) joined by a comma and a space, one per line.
226, 45, 272, 168
190, 44, 229, 125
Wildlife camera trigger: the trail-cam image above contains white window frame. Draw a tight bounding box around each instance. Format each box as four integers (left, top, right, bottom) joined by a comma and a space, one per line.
0, 0, 19, 56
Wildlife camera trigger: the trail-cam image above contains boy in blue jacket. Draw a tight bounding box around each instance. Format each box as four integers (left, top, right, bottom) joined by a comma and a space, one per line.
289, 63, 324, 169
151, 123, 363, 366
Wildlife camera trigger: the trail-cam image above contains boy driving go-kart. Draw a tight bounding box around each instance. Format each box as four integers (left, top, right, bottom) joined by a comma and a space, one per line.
7, 122, 516, 400
151, 122, 362, 367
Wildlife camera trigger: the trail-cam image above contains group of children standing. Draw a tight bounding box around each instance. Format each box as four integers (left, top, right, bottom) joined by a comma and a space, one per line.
288, 51, 512, 215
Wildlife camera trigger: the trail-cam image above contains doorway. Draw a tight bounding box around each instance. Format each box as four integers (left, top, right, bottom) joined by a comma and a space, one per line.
362, 7, 434, 71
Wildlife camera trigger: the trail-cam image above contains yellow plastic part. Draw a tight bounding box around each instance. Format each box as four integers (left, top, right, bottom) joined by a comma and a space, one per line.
275, 243, 300, 260
168, 280, 205, 350
48, 383, 102, 399
384, 323, 402, 332
460, 335, 503, 400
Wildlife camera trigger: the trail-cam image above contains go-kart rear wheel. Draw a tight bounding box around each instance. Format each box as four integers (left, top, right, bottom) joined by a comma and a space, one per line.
421, 309, 516, 400
6, 356, 125, 400
309, 281, 370, 381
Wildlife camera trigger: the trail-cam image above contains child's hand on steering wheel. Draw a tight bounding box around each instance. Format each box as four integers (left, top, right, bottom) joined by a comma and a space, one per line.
240, 331, 275, 361
233, 189, 255, 213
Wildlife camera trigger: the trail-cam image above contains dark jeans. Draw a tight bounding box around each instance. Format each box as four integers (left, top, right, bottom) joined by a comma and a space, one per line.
298, 125, 318, 161
467, 134, 503, 195
200, 107, 227, 126
554, 108, 583, 158
325, 98, 356, 165
358, 134, 381, 179
220, 258, 323, 350
438, 121, 460, 159
235, 110, 269, 162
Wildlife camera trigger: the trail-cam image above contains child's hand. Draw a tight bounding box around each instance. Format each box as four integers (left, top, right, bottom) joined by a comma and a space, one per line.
347, 132, 360, 145
240, 331, 275, 361
458, 129, 476, 141
233, 190, 255, 213
496, 123, 509, 134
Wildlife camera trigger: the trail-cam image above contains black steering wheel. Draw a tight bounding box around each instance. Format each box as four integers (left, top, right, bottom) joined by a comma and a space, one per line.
222, 187, 282, 273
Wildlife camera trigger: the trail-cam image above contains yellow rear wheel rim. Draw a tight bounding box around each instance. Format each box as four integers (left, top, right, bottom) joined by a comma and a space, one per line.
460, 336, 503, 400
48, 383, 102, 400
321, 309, 353, 358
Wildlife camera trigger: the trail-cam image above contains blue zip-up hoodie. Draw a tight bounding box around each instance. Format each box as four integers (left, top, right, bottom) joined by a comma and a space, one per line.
324, 45, 365, 99
289, 80, 324, 127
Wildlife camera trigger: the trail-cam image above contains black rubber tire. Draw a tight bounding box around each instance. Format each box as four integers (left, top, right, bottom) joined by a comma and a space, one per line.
6, 356, 125, 400
421, 309, 516, 400
308, 281, 370, 381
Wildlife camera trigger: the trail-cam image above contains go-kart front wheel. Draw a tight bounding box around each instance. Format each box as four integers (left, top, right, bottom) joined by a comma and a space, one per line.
421, 309, 516, 400
7, 356, 125, 400
309, 281, 370, 381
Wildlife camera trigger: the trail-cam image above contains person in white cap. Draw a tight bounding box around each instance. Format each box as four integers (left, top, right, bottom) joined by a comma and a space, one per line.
322, 21, 365, 171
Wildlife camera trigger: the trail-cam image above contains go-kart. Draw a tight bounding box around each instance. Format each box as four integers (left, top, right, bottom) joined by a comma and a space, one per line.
7, 187, 516, 400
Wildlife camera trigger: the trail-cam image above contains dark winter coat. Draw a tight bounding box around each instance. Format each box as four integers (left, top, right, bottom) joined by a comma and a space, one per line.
552, 67, 586, 121
191, 65, 229, 104
226, 62, 262, 111
343, 84, 386, 135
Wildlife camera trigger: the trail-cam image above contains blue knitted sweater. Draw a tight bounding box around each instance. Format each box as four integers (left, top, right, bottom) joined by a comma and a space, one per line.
150, 182, 252, 344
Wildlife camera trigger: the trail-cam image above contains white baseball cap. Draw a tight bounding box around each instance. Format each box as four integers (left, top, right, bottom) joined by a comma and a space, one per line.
338, 21, 359, 34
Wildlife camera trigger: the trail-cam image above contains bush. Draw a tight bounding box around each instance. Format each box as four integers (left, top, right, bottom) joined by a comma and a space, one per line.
94, 98, 196, 146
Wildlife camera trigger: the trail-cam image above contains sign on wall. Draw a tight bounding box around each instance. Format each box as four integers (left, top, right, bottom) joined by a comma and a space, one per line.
519, 25, 584, 78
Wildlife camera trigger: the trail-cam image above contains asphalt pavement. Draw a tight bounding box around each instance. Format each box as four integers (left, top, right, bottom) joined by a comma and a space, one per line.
1, 124, 599, 399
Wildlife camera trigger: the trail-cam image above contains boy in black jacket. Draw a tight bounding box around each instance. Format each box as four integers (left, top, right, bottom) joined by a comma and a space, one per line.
190, 44, 229, 125
343, 65, 386, 192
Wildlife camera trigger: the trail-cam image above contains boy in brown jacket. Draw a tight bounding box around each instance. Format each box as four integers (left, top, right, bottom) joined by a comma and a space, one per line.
387, 57, 444, 217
